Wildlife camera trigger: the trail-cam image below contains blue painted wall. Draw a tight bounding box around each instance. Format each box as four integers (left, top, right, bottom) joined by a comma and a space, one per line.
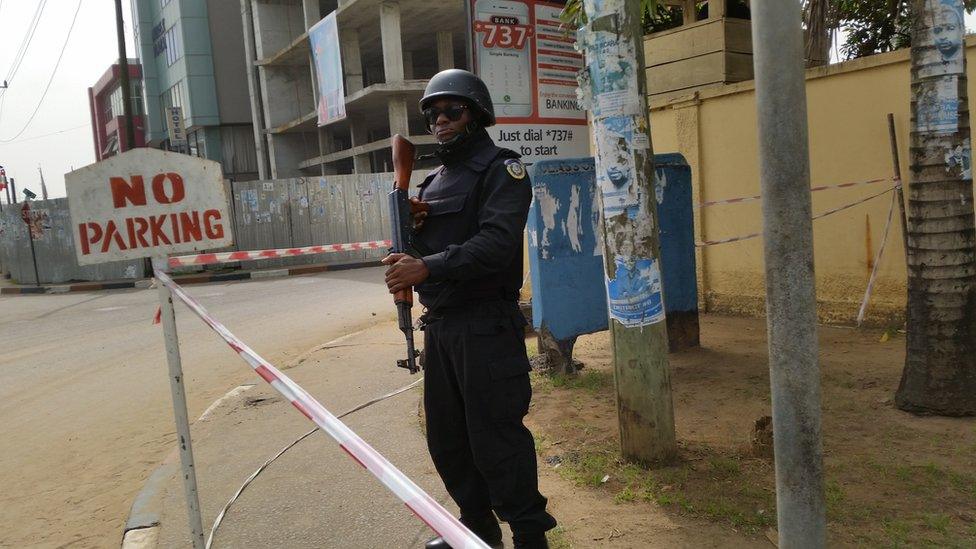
527, 154, 698, 342
655, 154, 697, 316
527, 158, 607, 341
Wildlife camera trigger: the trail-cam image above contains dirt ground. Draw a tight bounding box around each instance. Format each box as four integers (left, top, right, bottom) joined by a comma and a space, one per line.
527, 314, 976, 548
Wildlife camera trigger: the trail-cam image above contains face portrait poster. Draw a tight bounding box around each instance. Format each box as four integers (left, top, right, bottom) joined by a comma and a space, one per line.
310, 12, 346, 126
470, 0, 589, 163
919, 0, 965, 78
593, 115, 640, 217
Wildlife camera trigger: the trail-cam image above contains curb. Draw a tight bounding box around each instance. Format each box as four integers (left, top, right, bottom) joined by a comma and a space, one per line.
0, 261, 382, 296
120, 324, 382, 548
122, 384, 257, 548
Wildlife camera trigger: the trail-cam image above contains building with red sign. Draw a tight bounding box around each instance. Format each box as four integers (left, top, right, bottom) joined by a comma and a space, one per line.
87, 60, 147, 161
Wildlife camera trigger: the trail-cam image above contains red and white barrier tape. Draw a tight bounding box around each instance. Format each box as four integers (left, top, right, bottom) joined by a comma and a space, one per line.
695, 177, 890, 209
696, 185, 899, 247
152, 269, 489, 549
168, 239, 393, 268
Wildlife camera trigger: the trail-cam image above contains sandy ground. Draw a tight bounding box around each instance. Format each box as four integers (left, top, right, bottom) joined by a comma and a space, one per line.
0, 268, 394, 548
528, 314, 976, 547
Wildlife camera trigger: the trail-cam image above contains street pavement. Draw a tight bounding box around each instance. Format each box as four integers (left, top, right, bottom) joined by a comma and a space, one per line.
152, 321, 471, 549
0, 267, 398, 548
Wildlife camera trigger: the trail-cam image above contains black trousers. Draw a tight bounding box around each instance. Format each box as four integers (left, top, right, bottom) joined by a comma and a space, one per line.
422, 301, 557, 535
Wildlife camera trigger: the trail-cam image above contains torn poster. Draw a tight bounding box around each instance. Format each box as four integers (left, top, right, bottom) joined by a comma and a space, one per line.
606, 256, 665, 327
578, 27, 641, 119
595, 115, 640, 216
916, 77, 959, 133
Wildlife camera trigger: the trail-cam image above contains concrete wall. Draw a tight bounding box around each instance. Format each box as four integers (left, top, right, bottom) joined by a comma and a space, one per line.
647, 37, 976, 324
0, 199, 145, 285
0, 172, 428, 283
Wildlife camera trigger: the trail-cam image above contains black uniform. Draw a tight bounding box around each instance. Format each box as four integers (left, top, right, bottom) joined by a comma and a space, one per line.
416, 128, 557, 537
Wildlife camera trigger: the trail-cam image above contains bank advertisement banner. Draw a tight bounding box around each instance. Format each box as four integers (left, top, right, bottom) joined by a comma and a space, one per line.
470, 0, 588, 163
310, 12, 345, 126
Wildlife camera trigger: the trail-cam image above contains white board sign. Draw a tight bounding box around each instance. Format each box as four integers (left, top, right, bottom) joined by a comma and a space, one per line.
65, 148, 233, 265
166, 106, 187, 145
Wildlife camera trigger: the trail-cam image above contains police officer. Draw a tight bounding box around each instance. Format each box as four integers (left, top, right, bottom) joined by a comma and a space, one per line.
383, 69, 557, 549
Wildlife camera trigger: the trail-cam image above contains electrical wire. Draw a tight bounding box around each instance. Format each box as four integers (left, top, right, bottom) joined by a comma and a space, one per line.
4, 0, 49, 85
0, 0, 48, 123
0, 0, 81, 143
0, 122, 88, 147
204, 377, 425, 549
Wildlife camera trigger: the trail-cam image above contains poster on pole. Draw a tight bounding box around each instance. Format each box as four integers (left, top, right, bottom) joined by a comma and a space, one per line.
65, 148, 233, 265
310, 12, 346, 126
470, 0, 589, 163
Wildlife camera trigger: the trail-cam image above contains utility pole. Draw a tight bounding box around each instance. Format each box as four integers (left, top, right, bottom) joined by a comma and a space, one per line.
751, 1, 826, 546
38, 165, 48, 200
578, 0, 676, 462
115, 0, 137, 152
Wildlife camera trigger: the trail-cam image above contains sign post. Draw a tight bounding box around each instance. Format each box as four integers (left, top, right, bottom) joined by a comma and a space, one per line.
66, 148, 233, 549
20, 202, 40, 285
152, 255, 206, 548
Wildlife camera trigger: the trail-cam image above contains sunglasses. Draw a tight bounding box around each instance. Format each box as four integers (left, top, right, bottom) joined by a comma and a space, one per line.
423, 104, 468, 127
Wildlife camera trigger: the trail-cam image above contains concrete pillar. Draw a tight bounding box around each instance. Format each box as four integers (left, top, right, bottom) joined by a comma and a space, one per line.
709, 0, 726, 19
683, 0, 696, 24
302, 0, 319, 29
388, 97, 409, 137
436, 31, 454, 71
380, 1, 404, 82
350, 115, 371, 173
341, 30, 364, 93
403, 51, 414, 79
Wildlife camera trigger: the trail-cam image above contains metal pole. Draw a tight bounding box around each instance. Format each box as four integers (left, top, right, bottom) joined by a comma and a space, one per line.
151, 257, 206, 549
886, 113, 910, 263
11, 178, 17, 204
750, 1, 826, 547
27, 225, 40, 285
115, 0, 137, 151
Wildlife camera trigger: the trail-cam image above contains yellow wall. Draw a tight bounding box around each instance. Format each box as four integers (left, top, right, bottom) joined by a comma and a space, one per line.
648, 40, 976, 324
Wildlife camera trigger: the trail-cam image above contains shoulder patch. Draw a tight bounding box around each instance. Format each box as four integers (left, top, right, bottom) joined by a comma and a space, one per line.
504, 158, 527, 180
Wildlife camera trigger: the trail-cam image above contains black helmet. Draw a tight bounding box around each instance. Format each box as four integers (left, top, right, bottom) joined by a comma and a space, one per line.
420, 69, 495, 127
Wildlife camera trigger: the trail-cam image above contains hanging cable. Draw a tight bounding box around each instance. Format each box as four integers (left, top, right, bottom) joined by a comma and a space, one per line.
205, 377, 425, 549
0, 0, 81, 143
0, 0, 48, 123
0, 122, 89, 147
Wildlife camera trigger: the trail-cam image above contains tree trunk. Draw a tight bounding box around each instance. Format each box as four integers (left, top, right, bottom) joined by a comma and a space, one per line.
803, 0, 833, 67
578, 0, 676, 463
898, 0, 976, 416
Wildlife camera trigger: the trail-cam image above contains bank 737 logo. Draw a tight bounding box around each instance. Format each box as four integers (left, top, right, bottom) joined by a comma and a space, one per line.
473, 16, 534, 49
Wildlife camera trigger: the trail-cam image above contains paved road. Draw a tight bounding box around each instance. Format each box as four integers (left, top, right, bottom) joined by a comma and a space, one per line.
0, 267, 395, 548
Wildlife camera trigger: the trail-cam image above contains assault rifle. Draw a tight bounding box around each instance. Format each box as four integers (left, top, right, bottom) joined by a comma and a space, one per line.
389, 134, 427, 373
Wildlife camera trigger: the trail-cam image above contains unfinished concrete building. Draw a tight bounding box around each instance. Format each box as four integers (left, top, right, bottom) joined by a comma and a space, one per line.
242, 0, 470, 179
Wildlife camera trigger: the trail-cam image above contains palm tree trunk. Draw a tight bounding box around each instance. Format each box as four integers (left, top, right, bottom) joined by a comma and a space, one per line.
804, 0, 833, 67
898, 0, 976, 415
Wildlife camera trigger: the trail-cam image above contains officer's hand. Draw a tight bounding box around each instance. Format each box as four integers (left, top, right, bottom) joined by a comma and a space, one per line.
410, 197, 429, 230
382, 253, 429, 293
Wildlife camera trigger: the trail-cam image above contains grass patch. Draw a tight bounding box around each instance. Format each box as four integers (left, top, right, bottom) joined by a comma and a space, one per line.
553, 441, 775, 534
548, 370, 613, 392
546, 526, 572, 549
922, 513, 951, 535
